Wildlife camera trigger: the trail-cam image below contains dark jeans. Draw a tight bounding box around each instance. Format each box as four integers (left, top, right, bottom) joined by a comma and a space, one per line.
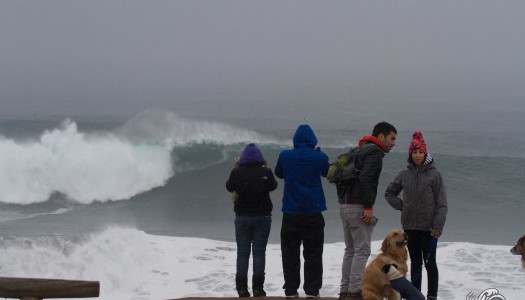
235, 215, 272, 279
281, 213, 324, 295
406, 230, 439, 297
390, 277, 425, 300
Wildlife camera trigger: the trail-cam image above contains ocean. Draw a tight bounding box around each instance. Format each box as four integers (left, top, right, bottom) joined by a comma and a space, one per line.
0, 100, 524, 299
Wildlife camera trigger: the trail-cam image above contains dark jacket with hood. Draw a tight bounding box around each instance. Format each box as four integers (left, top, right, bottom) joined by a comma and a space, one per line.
336, 136, 386, 208
226, 144, 278, 216
384, 162, 448, 234
274, 125, 329, 214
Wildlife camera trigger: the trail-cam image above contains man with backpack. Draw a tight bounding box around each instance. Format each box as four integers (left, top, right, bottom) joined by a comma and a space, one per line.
337, 121, 397, 300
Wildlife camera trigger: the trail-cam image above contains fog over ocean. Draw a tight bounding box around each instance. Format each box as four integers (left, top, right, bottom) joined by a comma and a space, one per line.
1, 1, 524, 299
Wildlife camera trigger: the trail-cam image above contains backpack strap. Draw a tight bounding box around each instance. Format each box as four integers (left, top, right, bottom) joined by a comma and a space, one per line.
353, 142, 377, 171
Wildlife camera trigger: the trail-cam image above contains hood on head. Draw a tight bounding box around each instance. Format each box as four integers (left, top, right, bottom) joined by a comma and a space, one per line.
293, 124, 317, 149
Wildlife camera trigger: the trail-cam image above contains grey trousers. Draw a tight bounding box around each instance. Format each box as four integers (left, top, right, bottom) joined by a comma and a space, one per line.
339, 204, 374, 293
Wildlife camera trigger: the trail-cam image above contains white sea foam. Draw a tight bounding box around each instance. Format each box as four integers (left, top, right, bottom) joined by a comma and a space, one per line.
0, 227, 522, 300
0, 119, 173, 204
0, 110, 285, 205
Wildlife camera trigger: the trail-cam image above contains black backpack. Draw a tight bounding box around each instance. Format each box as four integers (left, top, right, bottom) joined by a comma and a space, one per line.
327, 143, 373, 184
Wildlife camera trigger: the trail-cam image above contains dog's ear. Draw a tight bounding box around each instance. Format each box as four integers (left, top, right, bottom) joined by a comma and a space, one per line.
381, 237, 390, 254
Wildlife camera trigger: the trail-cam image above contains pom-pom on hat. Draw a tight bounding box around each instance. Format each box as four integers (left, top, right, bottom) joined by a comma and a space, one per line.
408, 131, 427, 156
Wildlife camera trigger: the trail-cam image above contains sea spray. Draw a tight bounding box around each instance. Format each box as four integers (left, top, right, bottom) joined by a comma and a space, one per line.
0, 111, 286, 205
117, 108, 286, 146
0, 119, 173, 204
0, 227, 157, 298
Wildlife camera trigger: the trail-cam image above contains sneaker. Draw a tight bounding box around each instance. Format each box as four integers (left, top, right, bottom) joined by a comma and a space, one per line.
285, 290, 299, 299
305, 293, 320, 299
427, 297, 437, 300
338, 292, 349, 300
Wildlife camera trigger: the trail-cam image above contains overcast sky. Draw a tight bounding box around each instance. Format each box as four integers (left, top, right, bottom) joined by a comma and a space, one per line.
1, 1, 524, 118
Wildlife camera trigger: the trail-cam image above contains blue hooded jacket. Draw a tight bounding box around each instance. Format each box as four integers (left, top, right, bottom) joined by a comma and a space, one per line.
274, 124, 329, 214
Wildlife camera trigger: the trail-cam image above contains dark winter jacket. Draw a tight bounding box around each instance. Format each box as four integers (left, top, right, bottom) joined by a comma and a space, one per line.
274, 124, 329, 214
336, 136, 385, 208
384, 163, 448, 234
226, 164, 278, 216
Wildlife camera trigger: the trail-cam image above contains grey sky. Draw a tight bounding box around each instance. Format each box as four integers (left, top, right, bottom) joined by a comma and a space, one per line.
1, 1, 524, 118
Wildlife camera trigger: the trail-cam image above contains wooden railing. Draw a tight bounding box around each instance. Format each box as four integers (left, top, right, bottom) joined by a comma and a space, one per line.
0, 277, 99, 300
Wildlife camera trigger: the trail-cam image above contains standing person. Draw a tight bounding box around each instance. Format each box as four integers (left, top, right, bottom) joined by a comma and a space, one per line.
274, 124, 329, 299
226, 143, 278, 298
385, 132, 448, 300
338, 121, 398, 300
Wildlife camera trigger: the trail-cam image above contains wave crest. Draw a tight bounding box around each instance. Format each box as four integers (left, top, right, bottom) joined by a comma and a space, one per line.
117, 109, 284, 146
0, 110, 283, 205
0, 119, 173, 204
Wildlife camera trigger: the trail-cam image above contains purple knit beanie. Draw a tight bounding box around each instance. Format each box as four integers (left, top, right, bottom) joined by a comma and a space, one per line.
238, 143, 265, 166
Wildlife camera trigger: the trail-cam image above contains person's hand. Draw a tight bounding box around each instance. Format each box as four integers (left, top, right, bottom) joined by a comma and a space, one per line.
431, 229, 440, 238
361, 209, 373, 224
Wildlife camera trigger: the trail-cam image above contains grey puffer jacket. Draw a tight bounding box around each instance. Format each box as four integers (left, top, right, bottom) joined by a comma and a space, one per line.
384, 163, 448, 234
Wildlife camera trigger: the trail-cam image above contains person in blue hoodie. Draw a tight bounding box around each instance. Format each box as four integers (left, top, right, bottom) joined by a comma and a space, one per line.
227, 143, 278, 298
274, 124, 330, 299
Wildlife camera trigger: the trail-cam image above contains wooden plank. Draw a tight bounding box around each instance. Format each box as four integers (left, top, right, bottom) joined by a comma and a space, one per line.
0, 277, 99, 299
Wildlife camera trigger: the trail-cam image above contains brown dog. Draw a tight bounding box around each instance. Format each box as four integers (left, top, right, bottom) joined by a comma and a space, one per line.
510, 234, 525, 269
361, 230, 408, 300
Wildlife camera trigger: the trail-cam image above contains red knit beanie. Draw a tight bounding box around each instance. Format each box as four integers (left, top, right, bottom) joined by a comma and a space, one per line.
408, 131, 427, 156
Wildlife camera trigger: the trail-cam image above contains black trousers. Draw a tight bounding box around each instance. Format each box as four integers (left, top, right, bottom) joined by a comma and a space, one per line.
281, 213, 325, 295
406, 230, 439, 297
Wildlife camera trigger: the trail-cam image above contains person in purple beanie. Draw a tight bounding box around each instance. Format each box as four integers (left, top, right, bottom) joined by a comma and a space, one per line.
226, 143, 278, 298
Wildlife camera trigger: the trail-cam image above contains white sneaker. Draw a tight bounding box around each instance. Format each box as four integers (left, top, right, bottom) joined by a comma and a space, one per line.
306, 293, 320, 299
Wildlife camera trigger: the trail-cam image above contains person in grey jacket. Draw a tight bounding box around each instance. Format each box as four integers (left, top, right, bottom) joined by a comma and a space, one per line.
385, 132, 447, 300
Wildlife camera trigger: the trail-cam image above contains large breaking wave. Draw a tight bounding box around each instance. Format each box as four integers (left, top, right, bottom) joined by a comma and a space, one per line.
0, 110, 283, 205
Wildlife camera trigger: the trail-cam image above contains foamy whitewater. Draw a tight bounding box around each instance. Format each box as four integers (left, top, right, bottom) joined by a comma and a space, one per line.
0, 108, 524, 299
0, 227, 522, 300
0, 110, 282, 205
